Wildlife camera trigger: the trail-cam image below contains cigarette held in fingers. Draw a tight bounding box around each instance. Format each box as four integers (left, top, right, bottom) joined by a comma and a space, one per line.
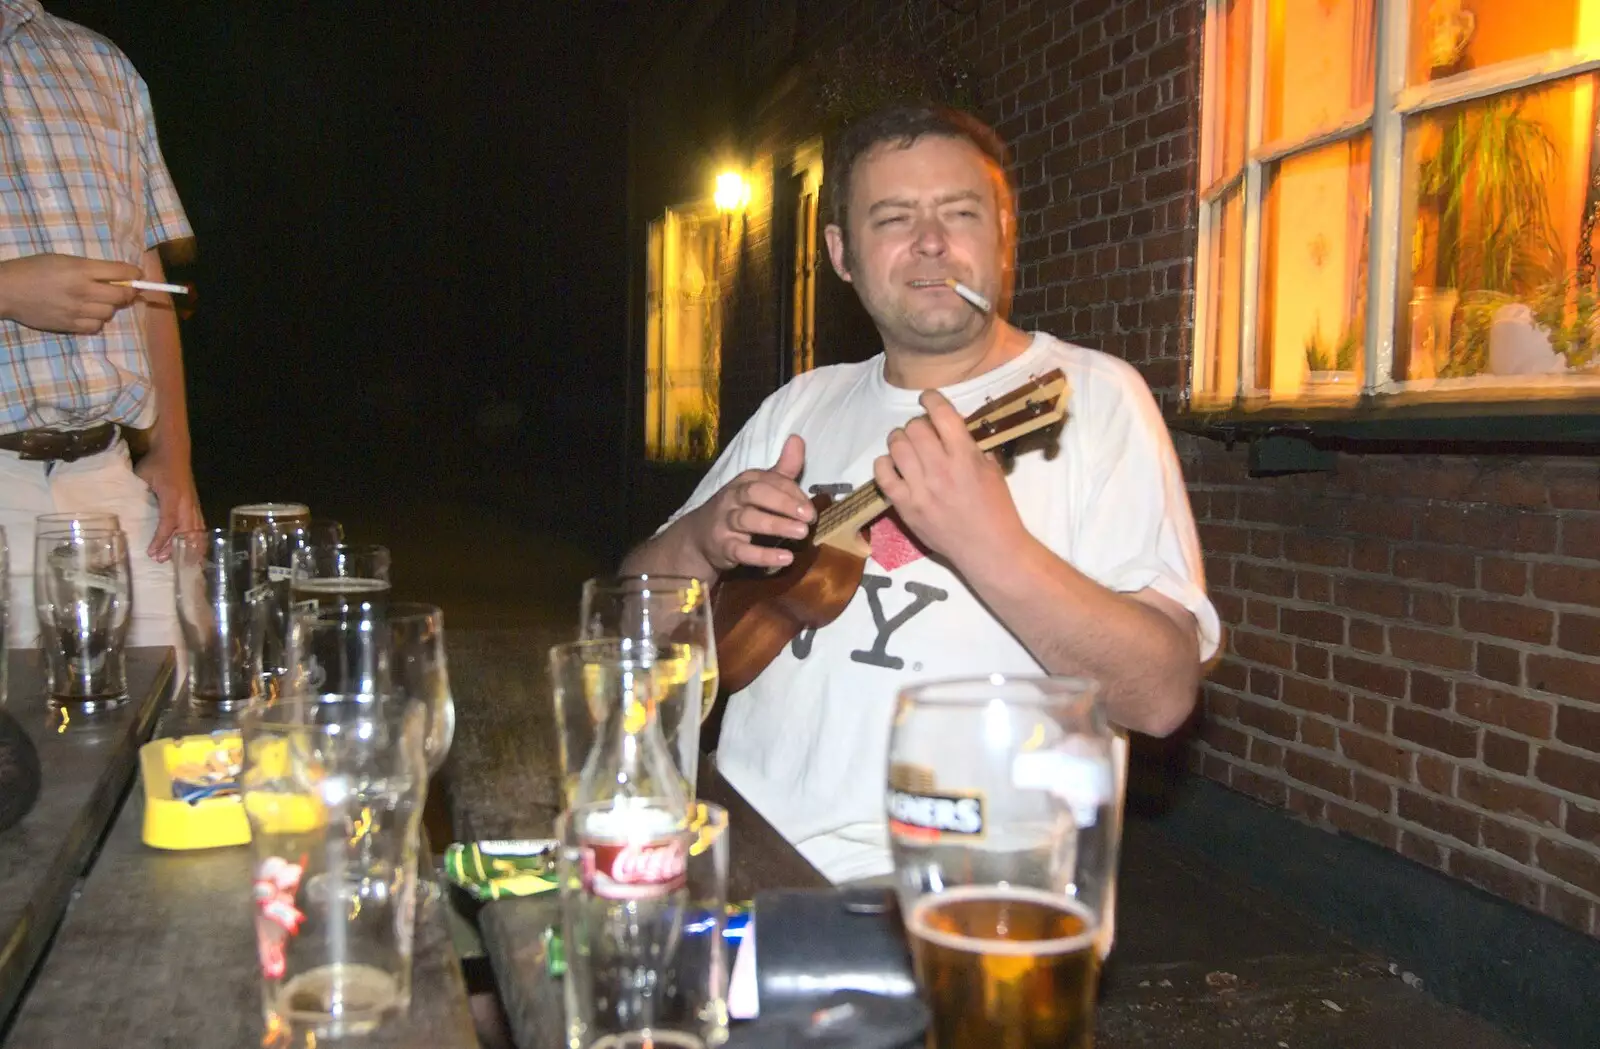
110, 279, 189, 295
944, 278, 991, 313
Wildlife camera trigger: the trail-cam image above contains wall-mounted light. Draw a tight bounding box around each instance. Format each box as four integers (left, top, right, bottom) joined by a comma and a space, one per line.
713, 171, 751, 215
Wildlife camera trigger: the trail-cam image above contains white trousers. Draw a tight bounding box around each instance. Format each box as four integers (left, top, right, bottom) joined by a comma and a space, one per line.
0, 439, 181, 663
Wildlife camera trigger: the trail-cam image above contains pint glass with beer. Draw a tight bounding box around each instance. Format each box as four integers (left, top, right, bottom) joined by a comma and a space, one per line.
888, 676, 1119, 1049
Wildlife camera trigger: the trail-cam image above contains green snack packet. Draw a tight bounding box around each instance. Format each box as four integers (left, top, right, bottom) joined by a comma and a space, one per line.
444, 839, 561, 901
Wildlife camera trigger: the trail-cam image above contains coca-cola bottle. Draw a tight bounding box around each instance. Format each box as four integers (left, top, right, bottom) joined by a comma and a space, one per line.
568, 649, 692, 1043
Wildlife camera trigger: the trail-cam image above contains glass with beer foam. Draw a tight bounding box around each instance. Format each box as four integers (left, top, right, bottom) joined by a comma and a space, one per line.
887, 676, 1120, 1049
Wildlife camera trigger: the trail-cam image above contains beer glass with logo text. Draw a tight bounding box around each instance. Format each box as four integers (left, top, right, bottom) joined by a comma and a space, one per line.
888, 676, 1119, 1049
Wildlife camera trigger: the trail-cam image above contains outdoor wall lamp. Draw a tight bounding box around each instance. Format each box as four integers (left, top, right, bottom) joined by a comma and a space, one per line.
713, 170, 751, 216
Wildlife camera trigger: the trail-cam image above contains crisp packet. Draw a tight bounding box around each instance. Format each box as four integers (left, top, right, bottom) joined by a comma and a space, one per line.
443, 839, 561, 901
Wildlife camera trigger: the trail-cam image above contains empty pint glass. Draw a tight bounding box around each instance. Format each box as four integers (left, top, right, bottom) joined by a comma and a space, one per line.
579, 575, 718, 724
889, 676, 1120, 1049
35, 511, 121, 536
172, 528, 263, 709
240, 696, 429, 1046
33, 527, 132, 709
549, 639, 704, 806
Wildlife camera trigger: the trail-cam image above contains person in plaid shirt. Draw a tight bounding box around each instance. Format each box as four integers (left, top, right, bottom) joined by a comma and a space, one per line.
0, 0, 203, 656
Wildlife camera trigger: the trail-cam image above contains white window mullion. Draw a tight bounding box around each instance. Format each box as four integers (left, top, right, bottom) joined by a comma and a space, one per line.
1192, 201, 1215, 405
1238, 0, 1269, 397
1396, 48, 1600, 116
1191, 0, 1223, 405
1253, 112, 1372, 168
1364, 0, 1410, 391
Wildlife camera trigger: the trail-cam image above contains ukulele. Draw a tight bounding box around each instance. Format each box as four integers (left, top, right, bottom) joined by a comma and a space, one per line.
712, 368, 1070, 694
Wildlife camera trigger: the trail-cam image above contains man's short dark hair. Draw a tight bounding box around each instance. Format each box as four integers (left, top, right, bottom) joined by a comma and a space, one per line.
828, 103, 1012, 248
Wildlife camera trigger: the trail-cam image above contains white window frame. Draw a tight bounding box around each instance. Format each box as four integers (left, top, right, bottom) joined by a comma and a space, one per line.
1192, 0, 1600, 408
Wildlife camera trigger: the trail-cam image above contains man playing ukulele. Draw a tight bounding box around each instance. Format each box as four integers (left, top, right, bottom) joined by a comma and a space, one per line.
623, 104, 1220, 883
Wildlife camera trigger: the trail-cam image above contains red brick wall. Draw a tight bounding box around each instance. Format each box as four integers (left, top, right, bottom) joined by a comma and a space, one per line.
1188, 444, 1600, 935
635, 0, 1600, 934
947, 0, 1600, 936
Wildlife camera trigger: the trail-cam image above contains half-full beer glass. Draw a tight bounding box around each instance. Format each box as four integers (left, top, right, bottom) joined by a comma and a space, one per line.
888, 676, 1119, 1049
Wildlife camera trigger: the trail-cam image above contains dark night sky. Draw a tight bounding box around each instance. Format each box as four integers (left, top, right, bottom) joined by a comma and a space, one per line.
45, 2, 631, 546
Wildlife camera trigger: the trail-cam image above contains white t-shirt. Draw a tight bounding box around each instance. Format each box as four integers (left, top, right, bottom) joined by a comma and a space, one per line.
666, 333, 1220, 882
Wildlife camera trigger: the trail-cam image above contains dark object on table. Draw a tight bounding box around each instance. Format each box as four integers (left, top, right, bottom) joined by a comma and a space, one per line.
0, 708, 41, 831
755, 887, 918, 1008
724, 990, 928, 1049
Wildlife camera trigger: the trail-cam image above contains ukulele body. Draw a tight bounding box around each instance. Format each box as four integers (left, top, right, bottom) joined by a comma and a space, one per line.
708, 368, 1069, 698
712, 493, 868, 694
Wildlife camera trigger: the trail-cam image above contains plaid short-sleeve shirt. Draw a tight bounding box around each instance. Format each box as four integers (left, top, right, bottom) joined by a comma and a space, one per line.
0, 0, 192, 432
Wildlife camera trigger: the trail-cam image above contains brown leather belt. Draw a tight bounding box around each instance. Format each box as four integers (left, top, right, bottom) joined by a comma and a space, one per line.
0, 422, 118, 462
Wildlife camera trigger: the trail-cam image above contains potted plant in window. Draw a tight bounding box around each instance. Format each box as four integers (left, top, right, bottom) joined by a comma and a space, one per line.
1304, 320, 1360, 387
1420, 98, 1562, 377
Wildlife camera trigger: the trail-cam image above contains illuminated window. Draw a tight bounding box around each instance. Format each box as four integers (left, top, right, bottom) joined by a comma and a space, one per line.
645, 206, 722, 461
1195, 0, 1600, 409
787, 142, 823, 379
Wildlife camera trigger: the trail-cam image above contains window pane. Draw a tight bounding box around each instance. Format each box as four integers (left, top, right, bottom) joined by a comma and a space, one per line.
1264, 0, 1376, 143
1258, 136, 1372, 399
1204, 0, 1253, 188
1399, 74, 1600, 386
645, 208, 723, 462
1409, 0, 1600, 85
1202, 189, 1245, 401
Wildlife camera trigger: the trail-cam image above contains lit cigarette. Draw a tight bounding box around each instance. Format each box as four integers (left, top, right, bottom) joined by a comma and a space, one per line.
110, 280, 189, 295
945, 278, 991, 313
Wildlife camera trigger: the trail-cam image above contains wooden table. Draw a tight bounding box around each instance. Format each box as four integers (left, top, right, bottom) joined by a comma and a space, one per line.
2, 678, 479, 1049
443, 626, 1544, 1049
444, 629, 828, 1049
0, 647, 173, 1029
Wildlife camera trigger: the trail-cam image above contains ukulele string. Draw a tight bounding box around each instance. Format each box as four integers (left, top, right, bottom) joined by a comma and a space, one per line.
811, 403, 1022, 536
809, 377, 1063, 536
815, 480, 883, 534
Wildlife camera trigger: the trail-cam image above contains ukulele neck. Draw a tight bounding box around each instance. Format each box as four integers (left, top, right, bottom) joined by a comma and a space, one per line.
802, 367, 1069, 553
813, 482, 887, 550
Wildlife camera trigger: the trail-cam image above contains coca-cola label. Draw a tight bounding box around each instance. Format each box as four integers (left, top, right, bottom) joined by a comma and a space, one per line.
581, 836, 687, 900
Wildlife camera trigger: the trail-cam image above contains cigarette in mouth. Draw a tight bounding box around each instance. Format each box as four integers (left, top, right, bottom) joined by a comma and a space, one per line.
109, 280, 189, 295
944, 278, 991, 313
